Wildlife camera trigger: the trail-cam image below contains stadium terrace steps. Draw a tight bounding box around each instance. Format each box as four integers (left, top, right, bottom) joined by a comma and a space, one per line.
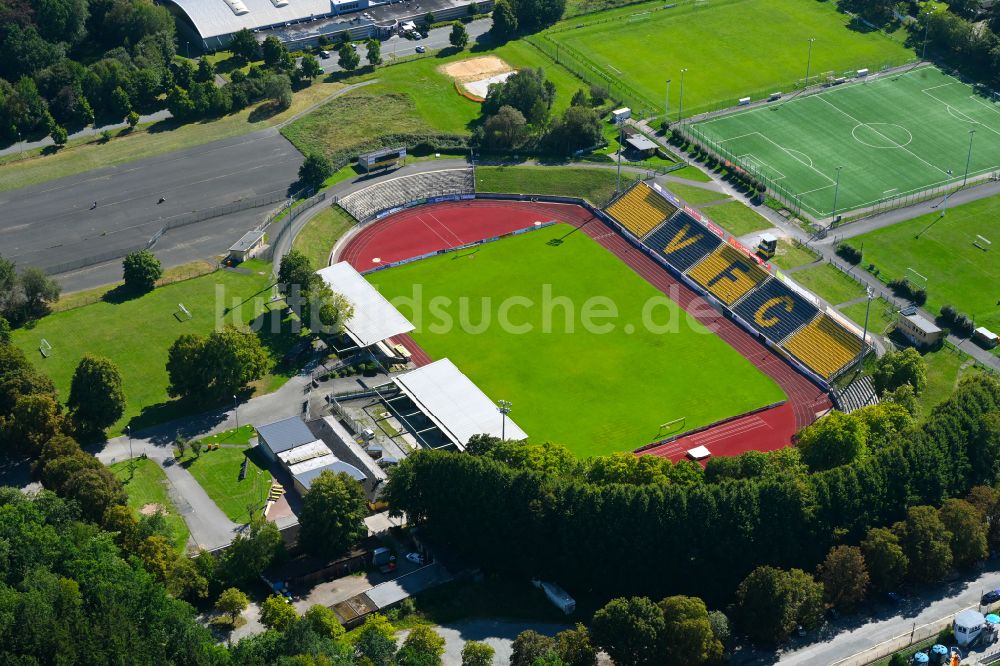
835, 375, 880, 414
733, 278, 820, 345
339, 168, 475, 221
605, 182, 678, 239
645, 211, 723, 273
687, 244, 770, 306
784, 314, 864, 380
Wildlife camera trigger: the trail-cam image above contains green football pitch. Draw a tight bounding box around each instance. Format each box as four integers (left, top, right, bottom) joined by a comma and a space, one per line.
367, 223, 785, 457
689, 66, 1000, 218
539, 0, 911, 115
853, 194, 1000, 333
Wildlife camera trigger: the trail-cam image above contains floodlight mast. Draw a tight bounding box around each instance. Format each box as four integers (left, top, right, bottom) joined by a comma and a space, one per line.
497, 400, 512, 441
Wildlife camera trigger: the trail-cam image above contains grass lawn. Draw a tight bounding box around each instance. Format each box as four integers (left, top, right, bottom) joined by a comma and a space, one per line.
664, 181, 728, 206
853, 193, 1000, 331
0, 81, 346, 193
52, 260, 217, 313
791, 263, 867, 306
475, 166, 636, 205
771, 239, 820, 270
292, 206, 357, 268
368, 223, 784, 456
669, 165, 712, 183
690, 66, 1000, 217
111, 458, 190, 552
10, 264, 305, 433
543, 0, 911, 115
840, 298, 896, 336
180, 430, 272, 524
701, 200, 773, 237
920, 344, 985, 414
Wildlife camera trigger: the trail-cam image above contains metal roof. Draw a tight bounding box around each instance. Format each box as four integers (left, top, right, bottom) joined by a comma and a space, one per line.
317, 262, 415, 347
165, 0, 340, 39
294, 460, 367, 490
392, 358, 528, 449
229, 229, 265, 253
257, 416, 316, 455
626, 135, 658, 152
277, 440, 330, 466
903, 313, 942, 335
365, 562, 452, 609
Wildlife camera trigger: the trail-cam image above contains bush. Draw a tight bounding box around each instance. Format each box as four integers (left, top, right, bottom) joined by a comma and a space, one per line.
836, 243, 863, 265
912, 289, 927, 306
938, 304, 975, 337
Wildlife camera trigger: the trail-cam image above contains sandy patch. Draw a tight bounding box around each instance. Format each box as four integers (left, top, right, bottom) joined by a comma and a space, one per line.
140, 503, 166, 516
441, 55, 513, 82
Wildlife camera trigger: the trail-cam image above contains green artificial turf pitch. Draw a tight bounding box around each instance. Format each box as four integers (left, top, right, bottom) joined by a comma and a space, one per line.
689, 66, 1000, 217
368, 223, 785, 457
541, 0, 910, 115
852, 193, 1000, 332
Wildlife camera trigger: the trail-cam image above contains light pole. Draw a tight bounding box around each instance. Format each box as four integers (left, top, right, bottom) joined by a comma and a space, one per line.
615, 122, 624, 194
962, 128, 976, 187
233, 395, 239, 429
497, 400, 512, 441
858, 286, 874, 367
126, 425, 133, 460
805, 38, 816, 86
831, 166, 843, 223
922, 13, 931, 61
664, 79, 671, 126
677, 69, 688, 123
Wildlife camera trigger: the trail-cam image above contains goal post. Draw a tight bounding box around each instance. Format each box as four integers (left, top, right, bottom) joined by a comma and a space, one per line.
39, 338, 52, 357
658, 416, 686, 436
905, 268, 928, 290
974, 235, 992, 251
177, 303, 192, 320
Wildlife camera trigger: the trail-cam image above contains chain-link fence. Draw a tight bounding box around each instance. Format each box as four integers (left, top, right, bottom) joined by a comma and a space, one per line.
829, 609, 969, 666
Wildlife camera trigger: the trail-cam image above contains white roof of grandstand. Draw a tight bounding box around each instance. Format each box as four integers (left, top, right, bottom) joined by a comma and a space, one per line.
288, 453, 338, 476
392, 359, 528, 449
294, 460, 367, 490
165, 0, 340, 39
277, 440, 330, 466
316, 262, 414, 348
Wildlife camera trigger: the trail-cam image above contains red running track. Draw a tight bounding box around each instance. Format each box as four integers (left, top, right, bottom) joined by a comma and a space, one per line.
338, 199, 831, 458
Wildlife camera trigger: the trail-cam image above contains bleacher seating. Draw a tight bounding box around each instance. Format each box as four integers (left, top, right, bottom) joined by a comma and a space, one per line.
644, 211, 722, 273
605, 182, 678, 239
835, 375, 879, 413
784, 314, 864, 379
338, 168, 475, 221
687, 244, 770, 306
734, 278, 819, 344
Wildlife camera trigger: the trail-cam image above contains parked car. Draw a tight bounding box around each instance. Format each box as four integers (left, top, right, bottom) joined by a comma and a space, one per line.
319, 50, 330, 59
415, 45, 426, 53
405, 552, 425, 565
982, 590, 1000, 605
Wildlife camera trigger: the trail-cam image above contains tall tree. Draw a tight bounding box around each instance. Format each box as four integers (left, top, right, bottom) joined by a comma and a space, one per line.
67, 354, 126, 434
590, 597, 665, 666
939, 498, 988, 567
338, 43, 360, 71
511, 630, 558, 666
735, 566, 824, 645
215, 587, 249, 625
796, 411, 869, 471
260, 593, 298, 631
221, 517, 282, 583
366, 39, 381, 66
861, 527, 908, 592
355, 614, 398, 666
895, 506, 953, 582
298, 470, 368, 557
278, 249, 315, 295
555, 624, 596, 666
298, 151, 333, 189
229, 28, 261, 62
462, 641, 495, 666
397, 626, 445, 666
121, 249, 162, 292
449, 22, 469, 49
818, 545, 869, 611
299, 52, 322, 80
659, 595, 724, 665
873, 348, 927, 395
490, 0, 518, 38
300, 280, 355, 335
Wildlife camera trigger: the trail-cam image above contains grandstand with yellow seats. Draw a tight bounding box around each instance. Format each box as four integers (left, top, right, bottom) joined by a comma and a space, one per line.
784, 314, 864, 379
687, 244, 770, 306
605, 182, 678, 239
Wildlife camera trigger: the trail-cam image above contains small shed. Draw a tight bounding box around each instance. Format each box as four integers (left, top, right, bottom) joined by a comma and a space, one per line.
611, 107, 631, 124
954, 609, 985, 647
896, 313, 943, 348
228, 229, 265, 263
687, 445, 711, 460
974, 326, 999, 349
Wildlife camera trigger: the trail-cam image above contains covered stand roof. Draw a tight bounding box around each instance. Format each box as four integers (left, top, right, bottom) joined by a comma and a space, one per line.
316, 262, 415, 348
392, 358, 528, 450
166, 0, 338, 40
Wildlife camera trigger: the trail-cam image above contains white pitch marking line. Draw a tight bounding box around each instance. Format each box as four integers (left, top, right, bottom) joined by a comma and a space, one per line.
817, 95, 950, 176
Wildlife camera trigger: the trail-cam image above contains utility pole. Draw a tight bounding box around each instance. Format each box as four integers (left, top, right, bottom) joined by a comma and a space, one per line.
677, 68, 688, 123
831, 165, 844, 224
497, 400, 512, 441
805, 38, 816, 86
858, 286, 874, 367
233, 395, 239, 430
963, 128, 976, 187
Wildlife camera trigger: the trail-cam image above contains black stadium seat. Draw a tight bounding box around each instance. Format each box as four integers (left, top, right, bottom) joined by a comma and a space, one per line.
733, 278, 819, 344
643, 211, 722, 273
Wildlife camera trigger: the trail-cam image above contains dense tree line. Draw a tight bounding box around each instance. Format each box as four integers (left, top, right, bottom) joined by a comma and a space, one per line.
385, 376, 1000, 612
0, 0, 175, 142
473, 69, 604, 156
490, 0, 567, 38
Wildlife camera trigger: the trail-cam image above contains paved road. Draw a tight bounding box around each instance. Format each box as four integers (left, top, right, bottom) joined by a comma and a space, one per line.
0, 128, 303, 274
318, 19, 493, 74
0, 110, 174, 158
772, 564, 1000, 665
